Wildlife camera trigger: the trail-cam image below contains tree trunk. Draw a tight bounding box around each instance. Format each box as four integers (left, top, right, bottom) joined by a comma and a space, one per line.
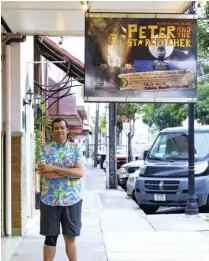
128, 133, 133, 162
128, 121, 135, 162
117, 130, 122, 146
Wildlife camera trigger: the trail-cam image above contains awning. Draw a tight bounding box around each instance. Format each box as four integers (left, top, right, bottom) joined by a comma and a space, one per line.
34, 36, 84, 84
1, 1, 194, 36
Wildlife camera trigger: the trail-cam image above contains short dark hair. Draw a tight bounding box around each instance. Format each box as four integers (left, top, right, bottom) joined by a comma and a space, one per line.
51, 118, 69, 130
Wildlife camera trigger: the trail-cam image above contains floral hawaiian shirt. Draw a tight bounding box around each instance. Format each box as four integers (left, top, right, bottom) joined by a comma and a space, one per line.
39, 141, 83, 206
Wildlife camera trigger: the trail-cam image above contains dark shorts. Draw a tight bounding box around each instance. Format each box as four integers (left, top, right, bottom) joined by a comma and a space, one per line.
40, 200, 82, 237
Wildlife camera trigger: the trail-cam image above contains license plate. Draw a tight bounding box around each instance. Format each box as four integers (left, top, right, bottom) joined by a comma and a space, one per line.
154, 194, 166, 201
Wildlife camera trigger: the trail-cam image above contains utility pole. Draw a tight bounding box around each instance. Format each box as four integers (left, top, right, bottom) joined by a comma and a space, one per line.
185, 103, 198, 215
108, 102, 117, 189
85, 135, 89, 158
105, 104, 109, 188
93, 103, 99, 167
126, 103, 132, 162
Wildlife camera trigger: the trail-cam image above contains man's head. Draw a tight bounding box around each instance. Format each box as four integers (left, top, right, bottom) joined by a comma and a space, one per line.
52, 118, 69, 144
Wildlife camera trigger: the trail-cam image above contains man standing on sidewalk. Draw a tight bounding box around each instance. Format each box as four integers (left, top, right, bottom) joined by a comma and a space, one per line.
38, 118, 84, 261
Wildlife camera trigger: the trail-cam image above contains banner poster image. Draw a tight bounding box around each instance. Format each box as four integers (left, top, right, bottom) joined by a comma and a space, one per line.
84, 14, 197, 102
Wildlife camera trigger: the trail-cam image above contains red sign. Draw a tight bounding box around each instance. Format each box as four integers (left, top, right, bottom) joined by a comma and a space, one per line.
69, 125, 83, 134
69, 125, 83, 130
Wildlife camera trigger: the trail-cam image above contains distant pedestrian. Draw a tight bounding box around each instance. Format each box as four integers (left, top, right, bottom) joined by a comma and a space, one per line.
38, 118, 84, 261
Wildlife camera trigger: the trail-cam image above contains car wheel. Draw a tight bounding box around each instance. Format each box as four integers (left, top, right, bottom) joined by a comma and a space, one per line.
100, 161, 104, 169
121, 183, 127, 191
200, 195, 209, 213
131, 190, 137, 202
139, 204, 159, 215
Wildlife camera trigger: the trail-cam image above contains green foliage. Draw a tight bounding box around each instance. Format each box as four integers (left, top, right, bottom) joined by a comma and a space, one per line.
198, 20, 209, 55
120, 103, 143, 120
198, 2, 209, 54
117, 103, 143, 132
141, 3, 209, 131
99, 114, 106, 133
141, 104, 155, 127
141, 81, 209, 129
34, 128, 42, 165
196, 81, 209, 125
34, 102, 52, 165
142, 104, 187, 131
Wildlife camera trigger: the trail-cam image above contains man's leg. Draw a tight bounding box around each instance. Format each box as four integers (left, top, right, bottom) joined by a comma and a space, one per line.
61, 200, 83, 261
40, 201, 61, 261
43, 236, 58, 261
63, 235, 78, 261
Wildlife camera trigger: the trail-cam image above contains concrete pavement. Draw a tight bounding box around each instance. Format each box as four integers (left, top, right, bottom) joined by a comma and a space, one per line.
8, 164, 209, 261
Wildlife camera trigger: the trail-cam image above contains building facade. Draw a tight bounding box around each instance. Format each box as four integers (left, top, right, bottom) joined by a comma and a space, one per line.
1, 34, 89, 238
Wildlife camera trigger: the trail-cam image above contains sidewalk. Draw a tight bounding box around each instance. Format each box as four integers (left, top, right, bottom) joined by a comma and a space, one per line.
8, 165, 209, 261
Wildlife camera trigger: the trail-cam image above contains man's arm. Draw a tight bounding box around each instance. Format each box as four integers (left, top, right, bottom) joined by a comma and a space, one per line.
54, 144, 84, 178
39, 144, 84, 178
38, 145, 61, 179
54, 163, 84, 178
39, 170, 61, 179
39, 164, 84, 178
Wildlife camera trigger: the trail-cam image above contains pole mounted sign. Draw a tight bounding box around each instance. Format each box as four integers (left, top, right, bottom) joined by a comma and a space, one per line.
122, 118, 130, 134
84, 13, 197, 103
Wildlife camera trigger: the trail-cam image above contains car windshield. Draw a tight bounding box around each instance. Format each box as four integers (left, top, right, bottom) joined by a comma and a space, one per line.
149, 131, 209, 161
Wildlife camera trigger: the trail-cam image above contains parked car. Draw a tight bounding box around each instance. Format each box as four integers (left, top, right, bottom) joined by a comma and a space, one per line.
118, 158, 144, 190
127, 169, 141, 200
103, 145, 148, 172
117, 145, 147, 169
135, 126, 209, 214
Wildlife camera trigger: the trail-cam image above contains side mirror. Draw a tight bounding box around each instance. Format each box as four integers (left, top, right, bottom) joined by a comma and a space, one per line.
143, 149, 150, 161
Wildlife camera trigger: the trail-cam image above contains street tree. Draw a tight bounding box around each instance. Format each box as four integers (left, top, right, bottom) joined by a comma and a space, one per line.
142, 104, 187, 131
117, 103, 143, 161
198, 1, 209, 55
99, 114, 106, 134
142, 3, 209, 130
196, 81, 209, 125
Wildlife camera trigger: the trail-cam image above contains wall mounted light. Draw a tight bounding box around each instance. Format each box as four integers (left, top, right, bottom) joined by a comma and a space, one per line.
23, 88, 42, 108
23, 88, 34, 106
33, 93, 42, 108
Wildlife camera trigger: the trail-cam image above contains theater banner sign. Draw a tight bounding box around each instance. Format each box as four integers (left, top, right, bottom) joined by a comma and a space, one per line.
84, 13, 197, 103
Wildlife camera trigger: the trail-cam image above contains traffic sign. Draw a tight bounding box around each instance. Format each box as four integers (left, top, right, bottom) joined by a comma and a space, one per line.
122, 118, 130, 134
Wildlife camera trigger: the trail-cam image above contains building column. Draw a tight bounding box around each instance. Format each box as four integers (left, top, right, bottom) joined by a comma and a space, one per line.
1, 43, 4, 237
2, 36, 35, 236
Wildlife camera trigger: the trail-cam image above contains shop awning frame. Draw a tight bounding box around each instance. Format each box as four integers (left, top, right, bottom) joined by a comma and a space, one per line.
34, 36, 84, 84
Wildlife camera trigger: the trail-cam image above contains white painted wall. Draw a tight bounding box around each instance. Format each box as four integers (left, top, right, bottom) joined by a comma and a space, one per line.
8, 37, 35, 218
0, 48, 3, 185
7, 37, 34, 133
21, 37, 34, 218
